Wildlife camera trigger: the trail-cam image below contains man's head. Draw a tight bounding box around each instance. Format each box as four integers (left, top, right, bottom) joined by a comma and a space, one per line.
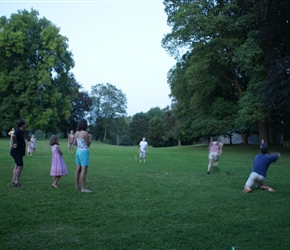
261, 147, 268, 154
18, 119, 26, 129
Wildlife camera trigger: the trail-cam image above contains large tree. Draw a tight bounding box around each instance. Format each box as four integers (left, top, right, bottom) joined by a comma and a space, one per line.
0, 9, 77, 133
90, 83, 127, 143
162, 0, 290, 145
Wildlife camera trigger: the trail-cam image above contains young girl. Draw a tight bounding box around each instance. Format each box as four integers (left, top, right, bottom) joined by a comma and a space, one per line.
27, 138, 33, 156
50, 135, 68, 188
74, 119, 92, 193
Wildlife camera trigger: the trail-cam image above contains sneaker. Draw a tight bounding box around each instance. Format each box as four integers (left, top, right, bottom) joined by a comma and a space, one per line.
11, 182, 15, 186
14, 183, 24, 188
207, 171, 210, 174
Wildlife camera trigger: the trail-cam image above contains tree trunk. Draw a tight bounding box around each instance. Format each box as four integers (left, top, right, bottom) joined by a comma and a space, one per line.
283, 122, 289, 141
103, 127, 107, 143
268, 122, 281, 146
241, 131, 249, 144
257, 120, 268, 145
116, 135, 120, 145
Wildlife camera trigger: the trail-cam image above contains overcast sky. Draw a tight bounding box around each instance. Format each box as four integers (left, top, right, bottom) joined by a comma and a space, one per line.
0, 0, 176, 116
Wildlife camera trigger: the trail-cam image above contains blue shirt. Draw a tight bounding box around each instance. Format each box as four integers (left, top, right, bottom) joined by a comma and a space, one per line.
252, 153, 279, 178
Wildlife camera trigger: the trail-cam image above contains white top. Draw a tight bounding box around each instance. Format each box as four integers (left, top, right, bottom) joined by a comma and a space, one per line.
139, 141, 148, 152
76, 138, 89, 150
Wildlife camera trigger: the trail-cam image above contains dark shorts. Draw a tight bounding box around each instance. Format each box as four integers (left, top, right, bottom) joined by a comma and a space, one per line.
12, 155, 24, 166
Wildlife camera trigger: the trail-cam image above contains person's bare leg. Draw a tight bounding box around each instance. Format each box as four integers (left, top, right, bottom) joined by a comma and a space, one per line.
13, 165, 23, 184
12, 165, 17, 184
52, 176, 60, 188
75, 166, 81, 189
207, 159, 213, 173
213, 160, 219, 167
260, 185, 275, 192
81, 167, 91, 192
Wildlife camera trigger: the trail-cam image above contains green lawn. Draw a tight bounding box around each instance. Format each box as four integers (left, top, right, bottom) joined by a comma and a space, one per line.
1, 138, 290, 250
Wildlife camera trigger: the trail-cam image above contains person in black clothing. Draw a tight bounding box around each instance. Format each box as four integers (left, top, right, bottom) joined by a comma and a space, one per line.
10, 119, 27, 188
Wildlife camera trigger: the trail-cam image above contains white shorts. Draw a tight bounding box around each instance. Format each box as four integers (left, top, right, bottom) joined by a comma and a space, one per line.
245, 172, 265, 189
209, 152, 220, 161
140, 151, 147, 158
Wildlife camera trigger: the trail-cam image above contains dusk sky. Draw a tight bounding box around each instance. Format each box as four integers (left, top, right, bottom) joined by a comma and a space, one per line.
0, 0, 176, 115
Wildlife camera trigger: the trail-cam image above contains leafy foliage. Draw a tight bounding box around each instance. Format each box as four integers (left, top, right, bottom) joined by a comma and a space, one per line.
162, 0, 290, 145
90, 83, 127, 143
0, 9, 77, 133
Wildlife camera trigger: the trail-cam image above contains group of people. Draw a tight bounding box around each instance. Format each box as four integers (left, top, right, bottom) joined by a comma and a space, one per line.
207, 137, 281, 193
27, 134, 36, 156
10, 118, 92, 193
9, 119, 280, 194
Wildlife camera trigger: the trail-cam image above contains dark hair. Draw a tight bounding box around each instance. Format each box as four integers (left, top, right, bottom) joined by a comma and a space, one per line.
50, 135, 59, 146
77, 119, 88, 131
18, 119, 26, 128
261, 147, 268, 154
212, 136, 218, 141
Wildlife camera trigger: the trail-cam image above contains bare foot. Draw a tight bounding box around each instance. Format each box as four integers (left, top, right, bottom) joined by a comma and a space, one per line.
242, 188, 252, 193
81, 189, 92, 193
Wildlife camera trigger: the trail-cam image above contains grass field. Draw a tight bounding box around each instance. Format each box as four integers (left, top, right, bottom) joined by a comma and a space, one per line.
0, 138, 290, 250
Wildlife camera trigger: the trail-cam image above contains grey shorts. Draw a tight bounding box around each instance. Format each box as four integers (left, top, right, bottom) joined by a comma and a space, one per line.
245, 172, 265, 189
140, 151, 147, 158
209, 152, 220, 161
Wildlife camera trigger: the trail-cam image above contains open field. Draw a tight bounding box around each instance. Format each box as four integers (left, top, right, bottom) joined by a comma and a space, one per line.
1, 138, 290, 249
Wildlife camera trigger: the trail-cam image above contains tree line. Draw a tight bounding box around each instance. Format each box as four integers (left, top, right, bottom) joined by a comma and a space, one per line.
1, 2, 289, 146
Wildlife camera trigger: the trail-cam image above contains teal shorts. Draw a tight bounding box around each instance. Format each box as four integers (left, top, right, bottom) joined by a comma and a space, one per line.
76, 149, 90, 167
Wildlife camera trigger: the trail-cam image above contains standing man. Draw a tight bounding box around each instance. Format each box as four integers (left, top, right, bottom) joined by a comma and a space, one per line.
68, 130, 75, 153
139, 137, 148, 163
207, 136, 223, 174
10, 119, 27, 188
242, 148, 280, 193
260, 139, 267, 149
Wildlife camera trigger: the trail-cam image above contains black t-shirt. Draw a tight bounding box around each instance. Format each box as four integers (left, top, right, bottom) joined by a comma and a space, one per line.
10, 128, 26, 157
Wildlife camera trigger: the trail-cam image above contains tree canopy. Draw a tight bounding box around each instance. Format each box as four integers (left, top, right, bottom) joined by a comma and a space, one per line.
0, 9, 78, 132
162, 0, 290, 145
90, 83, 127, 143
